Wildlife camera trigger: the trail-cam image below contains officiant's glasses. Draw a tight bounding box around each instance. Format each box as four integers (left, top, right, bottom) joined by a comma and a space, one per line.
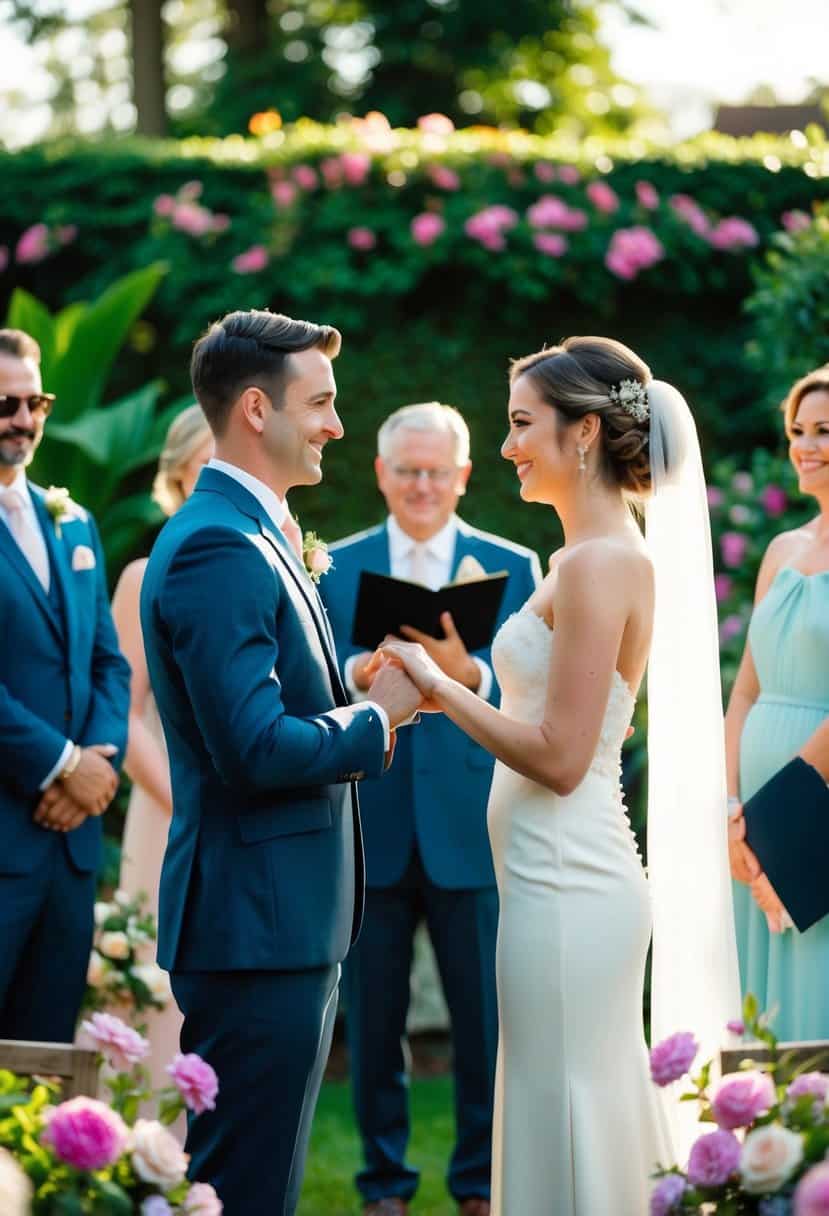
391, 465, 455, 485
0, 393, 55, 418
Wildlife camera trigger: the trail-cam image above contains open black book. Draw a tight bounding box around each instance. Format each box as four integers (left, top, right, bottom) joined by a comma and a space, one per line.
742, 756, 829, 933
351, 569, 509, 654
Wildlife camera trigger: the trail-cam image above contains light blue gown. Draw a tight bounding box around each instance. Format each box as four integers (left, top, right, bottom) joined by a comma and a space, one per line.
734, 566, 829, 1040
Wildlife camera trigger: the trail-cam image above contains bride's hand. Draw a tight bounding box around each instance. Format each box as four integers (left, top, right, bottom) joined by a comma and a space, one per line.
377, 640, 447, 710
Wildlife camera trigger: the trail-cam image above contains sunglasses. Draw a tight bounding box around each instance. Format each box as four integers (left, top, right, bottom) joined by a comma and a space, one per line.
0, 393, 55, 419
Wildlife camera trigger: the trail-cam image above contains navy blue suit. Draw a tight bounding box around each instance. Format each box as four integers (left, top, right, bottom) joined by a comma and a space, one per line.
0, 484, 129, 1040
321, 519, 540, 1204
140, 467, 387, 1215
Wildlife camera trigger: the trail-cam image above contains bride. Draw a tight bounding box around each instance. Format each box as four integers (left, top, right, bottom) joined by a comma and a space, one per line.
375, 337, 738, 1214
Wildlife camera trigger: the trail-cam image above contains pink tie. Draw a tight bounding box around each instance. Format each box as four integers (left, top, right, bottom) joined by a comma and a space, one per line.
3, 489, 50, 590
281, 513, 304, 562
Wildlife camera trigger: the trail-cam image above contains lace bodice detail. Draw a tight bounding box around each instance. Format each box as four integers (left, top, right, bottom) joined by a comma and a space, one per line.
491, 607, 635, 782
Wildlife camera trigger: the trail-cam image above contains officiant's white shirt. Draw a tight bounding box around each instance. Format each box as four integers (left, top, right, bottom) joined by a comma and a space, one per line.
345, 513, 493, 699
207, 457, 390, 747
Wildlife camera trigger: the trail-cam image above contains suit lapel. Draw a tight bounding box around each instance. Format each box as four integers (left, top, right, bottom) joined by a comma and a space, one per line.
449, 518, 478, 579
33, 488, 77, 656
0, 491, 63, 642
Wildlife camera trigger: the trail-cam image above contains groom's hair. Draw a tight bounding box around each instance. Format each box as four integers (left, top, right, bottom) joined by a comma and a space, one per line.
191, 309, 341, 434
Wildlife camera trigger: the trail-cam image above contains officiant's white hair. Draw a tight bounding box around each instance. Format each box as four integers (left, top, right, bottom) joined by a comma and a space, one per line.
377, 401, 470, 465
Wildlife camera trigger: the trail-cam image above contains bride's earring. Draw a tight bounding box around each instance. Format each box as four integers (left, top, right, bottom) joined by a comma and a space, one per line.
577, 444, 587, 473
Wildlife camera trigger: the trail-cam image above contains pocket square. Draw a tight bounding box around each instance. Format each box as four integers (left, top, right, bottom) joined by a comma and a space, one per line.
71, 544, 96, 572
453, 554, 487, 584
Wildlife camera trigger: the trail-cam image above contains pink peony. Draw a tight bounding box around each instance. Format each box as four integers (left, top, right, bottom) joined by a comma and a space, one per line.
708, 217, 759, 251
427, 164, 461, 191
347, 226, 377, 251
172, 203, 213, 237
271, 180, 298, 209
605, 225, 664, 280
15, 223, 50, 264
586, 180, 620, 214
533, 232, 568, 257
534, 161, 557, 183
43, 1096, 129, 1170
557, 164, 581, 185
711, 1069, 776, 1129
787, 1072, 829, 1103
417, 112, 454, 135
231, 245, 268, 274
782, 209, 811, 233
719, 614, 744, 645
706, 485, 724, 508
183, 1182, 223, 1214
795, 1162, 829, 1215
650, 1031, 698, 1086
167, 1052, 219, 1114
761, 484, 787, 517
636, 181, 660, 210
464, 205, 519, 251
670, 193, 711, 237
340, 152, 371, 187
411, 212, 446, 246
154, 194, 176, 217
292, 164, 319, 191
687, 1128, 741, 1186
0, 246, 8, 273
527, 195, 578, 230
732, 471, 754, 493
726, 1018, 745, 1035
715, 573, 733, 603
720, 531, 748, 568
80, 1011, 149, 1071
650, 1173, 687, 1215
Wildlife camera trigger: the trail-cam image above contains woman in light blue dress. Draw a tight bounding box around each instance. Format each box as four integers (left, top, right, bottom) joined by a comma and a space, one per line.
726, 364, 829, 1040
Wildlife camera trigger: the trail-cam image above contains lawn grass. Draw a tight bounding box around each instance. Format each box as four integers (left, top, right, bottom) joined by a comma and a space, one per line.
298, 1075, 457, 1215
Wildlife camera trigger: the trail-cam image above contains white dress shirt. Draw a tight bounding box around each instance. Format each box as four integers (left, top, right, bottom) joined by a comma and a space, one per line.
208, 458, 390, 748
345, 514, 493, 700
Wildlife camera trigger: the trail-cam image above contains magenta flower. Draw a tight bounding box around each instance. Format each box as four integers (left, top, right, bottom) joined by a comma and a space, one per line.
711, 1069, 776, 1130
787, 1072, 829, 1103
526, 195, 587, 231
605, 226, 664, 280
726, 1018, 745, 1036
649, 1031, 698, 1086
167, 1052, 219, 1115
534, 161, 557, 183
417, 112, 454, 135
650, 1173, 687, 1215
795, 1162, 829, 1215
464, 205, 519, 252
340, 152, 371, 187
636, 181, 660, 210
687, 1129, 741, 1186
426, 164, 461, 191
782, 209, 811, 233
719, 614, 744, 645
271, 180, 298, 209
80, 1011, 149, 1071
732, 471, 754, 493
715, 574, 733, 603
533, 233, 568, 257
707, 485, 724, 508
557, 164, 581, 185
348, 226, 377, 251
708, 217, 759, 251
586, 180, 620, 214
231, 245, 268, 274
15, 223, 50, 264
411, 213, 446, 246
292, 164, 319, 191
720, 531, 748, 568
154, 194, 176, 217
670, 194, 711, 237
171, 203, 213, 237
761, 484, 787, 517
43, 1097, 129, 1170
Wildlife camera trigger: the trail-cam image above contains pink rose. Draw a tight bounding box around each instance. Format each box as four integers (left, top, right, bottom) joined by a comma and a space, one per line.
411, 213, 446, 247
714, 573, 733, 603
711, 1069, 776, 1129
586, 180, 620, 214
172, 203, 213, 237
761, 484, 787, 517
527, 195, 571, 229
686, 1129, 741, 1187
427, 164, 461, 191
347, 226, 377, 251
43, 1097, 129, 1170
464, 205, 519, 251
231, 245, 268, 274
741, 1124, 804, 1194
650, 1173, 687, 1216
670, 194, 710, 237
167, 1052, 219, 1115
533, 233, 568, 257
782, 209, 811, 233
534, 161, 557, 183
340, 152, 371, 187
292, 164, 319, 191
636, 181, 659, 210
720, 531, 748, 568
154, 194, 176, 217
795, 1162, 829, 1215
557, 164, 581, 185
417, 112, 454, 135
271, 180, 298, 209
732, 471, 754, 493
605, 226, 664, 280
706, 485, 724, 508
726, 1018, 745, 1035
183, 1182, 223, 1214
719, 614, 744, 645
708, 217, 759, 251
131, 1119, 189, 1190
649, 1030, 698, 1086
787, 1072, 829, 1104
15, 223, 50, 264
80, 1011, 150, 1071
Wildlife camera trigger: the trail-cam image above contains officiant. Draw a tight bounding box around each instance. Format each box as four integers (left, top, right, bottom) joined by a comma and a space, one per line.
320, 402, 540, 1216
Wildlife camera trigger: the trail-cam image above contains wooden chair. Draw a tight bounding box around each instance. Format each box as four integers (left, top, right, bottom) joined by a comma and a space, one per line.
721, 1041, 829, 1081
0, 1040, 98, 1098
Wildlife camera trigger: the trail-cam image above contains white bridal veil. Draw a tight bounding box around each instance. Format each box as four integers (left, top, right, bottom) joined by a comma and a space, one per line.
645, 381, 741, 1159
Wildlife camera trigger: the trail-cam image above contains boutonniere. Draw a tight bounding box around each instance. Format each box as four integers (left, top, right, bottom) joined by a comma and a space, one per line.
44, 485, 75, 537
302, 530, 333, 584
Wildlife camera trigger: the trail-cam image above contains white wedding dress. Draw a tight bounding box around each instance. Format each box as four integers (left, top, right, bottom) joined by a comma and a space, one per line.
487, 607, 671, 1215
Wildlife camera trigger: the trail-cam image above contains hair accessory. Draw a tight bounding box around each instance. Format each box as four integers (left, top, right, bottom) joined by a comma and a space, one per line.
609, 378, 649, 423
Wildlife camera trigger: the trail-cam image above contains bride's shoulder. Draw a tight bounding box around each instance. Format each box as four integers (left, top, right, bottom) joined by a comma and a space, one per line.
557, 536, 651, 590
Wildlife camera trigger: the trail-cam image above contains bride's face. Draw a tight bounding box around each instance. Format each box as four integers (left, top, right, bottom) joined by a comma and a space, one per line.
502, 374, 572, 504
789, 389, 829, 498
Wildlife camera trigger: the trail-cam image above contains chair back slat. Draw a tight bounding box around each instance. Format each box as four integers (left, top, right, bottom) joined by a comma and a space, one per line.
0, 1040, 98, 1098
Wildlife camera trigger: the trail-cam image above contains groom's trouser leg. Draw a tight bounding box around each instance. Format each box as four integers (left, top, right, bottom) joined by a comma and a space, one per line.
344, 854, 422, 1203
424, 880, 499, 1202
171, 966, 339, 1216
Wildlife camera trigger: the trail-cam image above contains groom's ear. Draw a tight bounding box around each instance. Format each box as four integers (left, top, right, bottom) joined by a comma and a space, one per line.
239, 386, 270, 435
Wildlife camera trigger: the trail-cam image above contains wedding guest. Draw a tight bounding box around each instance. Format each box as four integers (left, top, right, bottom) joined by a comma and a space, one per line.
320, 402, 540, 1216
726, 363, 829, 1039
111, 404, 213, 1103
0, 327, 130, 1042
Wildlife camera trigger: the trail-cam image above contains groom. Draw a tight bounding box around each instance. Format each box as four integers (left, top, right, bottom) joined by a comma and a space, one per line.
140, 309, 422, 1215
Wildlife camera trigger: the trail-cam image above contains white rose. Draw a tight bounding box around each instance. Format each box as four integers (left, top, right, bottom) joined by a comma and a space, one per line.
94, 901, 116, 926
131, 1120, 189, 1191
0, 1146, 33, 1216
132, 963, 171, 1003
86, 949, 108, 988
740, 1124, 804, 1194
114, 889, 132, 908
99, 931, 130, 960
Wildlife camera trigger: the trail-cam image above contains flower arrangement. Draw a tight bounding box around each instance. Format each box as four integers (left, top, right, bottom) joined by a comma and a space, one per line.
302, 530, 332, 583
43, 486, 76, 538
650, 995, 829, 1214
0, 1013, 221, 1214
84, 890, 171, 1018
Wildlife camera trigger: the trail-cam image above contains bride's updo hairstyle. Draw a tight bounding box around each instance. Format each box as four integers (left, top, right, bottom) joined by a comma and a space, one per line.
510, 336, 659, 496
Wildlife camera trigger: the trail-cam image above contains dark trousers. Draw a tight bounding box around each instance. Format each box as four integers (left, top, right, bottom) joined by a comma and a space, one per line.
171, 965, 339, 1216
0, 842, 95, 1041
344, 847, 498, 1203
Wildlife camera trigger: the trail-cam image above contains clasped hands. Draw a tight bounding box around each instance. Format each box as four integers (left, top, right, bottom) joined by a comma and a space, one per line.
728, 804, 792, 933
33, 743, 119, 833
361, 611, 471, 710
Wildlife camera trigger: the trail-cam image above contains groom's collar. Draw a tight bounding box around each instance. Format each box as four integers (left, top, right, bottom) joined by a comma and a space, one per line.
202, 459, 288, 529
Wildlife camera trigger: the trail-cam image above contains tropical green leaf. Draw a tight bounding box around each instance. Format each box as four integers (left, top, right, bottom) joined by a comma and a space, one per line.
46, 381, 164, 479
89, 1178, 133, 1216
5, 289, 56, 372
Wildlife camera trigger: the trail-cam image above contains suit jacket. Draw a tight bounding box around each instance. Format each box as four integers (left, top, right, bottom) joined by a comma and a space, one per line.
140, 467, 387, 974
320, 519, 541, 889
0, 483, 130, 875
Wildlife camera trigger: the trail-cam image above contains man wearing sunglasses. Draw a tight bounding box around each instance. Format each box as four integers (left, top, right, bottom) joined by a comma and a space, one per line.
0, 328, 130, 1043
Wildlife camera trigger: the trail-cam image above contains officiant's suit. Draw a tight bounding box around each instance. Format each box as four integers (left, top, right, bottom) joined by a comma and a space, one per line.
321, 515, 540, 1206
0, 480, 130, 1040
141, 465, 389, 1216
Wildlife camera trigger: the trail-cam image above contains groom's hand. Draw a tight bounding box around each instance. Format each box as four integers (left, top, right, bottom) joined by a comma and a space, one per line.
368, 662, 423, 729
399, 612, 480, 690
